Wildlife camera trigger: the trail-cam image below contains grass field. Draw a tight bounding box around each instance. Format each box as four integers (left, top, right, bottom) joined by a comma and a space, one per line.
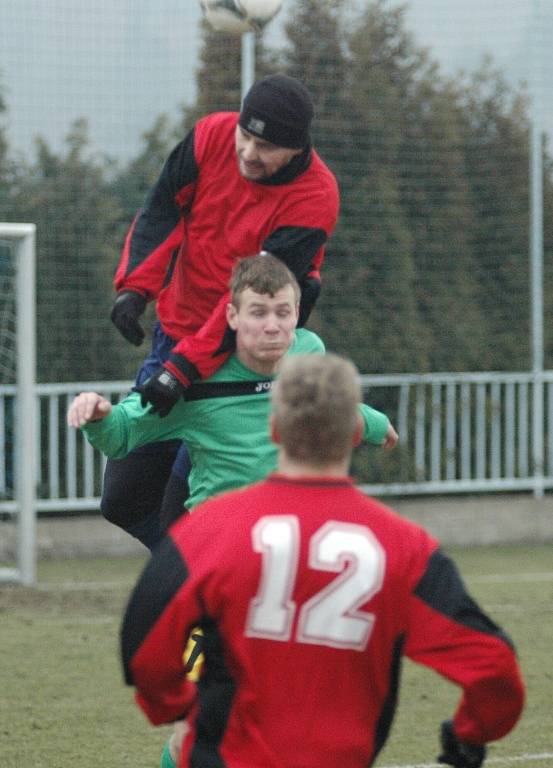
1, 544, 552, 768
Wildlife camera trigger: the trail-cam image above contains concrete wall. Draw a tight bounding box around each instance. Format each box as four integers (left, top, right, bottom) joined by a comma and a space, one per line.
1, 493, 553, 560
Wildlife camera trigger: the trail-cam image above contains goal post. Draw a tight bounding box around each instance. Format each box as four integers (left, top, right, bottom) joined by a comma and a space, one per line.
0, 223, 37, 585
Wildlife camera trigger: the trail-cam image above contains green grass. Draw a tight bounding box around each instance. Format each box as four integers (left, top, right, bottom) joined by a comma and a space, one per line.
1, 545, 552, 767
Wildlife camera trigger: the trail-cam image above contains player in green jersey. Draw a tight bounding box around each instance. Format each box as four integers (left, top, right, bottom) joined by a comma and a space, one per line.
68, 254, 398, 768
68, 254, 397, 520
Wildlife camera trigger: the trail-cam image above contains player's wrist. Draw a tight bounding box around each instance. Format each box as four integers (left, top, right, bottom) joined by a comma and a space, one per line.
165, 354, 200, 387
438, 720, 486, 768
164, 360, 191, 388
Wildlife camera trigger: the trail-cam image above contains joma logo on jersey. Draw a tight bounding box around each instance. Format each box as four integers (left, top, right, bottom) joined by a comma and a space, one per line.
255, 381, 274, 393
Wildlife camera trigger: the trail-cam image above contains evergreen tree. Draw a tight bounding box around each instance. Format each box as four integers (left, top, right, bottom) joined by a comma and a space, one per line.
314, 0, 428, 373
0, 82, 8, 184
183, 19, 242, 129
398, 75, 489, 371
458, 63, 531, 370
182, 19, 277, 131
282, 0, 349, 163
0, 78, 16, 220
11, 120, 127, 381
111, 114, 178, 233
543, 147, 553, 368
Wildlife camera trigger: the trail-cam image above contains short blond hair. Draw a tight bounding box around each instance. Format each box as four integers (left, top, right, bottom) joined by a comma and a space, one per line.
230, 253, 301, 307
272, 353, 361, 464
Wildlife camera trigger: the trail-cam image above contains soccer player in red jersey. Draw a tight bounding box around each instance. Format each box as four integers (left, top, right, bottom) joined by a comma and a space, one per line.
105, 74, 339, 549
120, 354, 524, 768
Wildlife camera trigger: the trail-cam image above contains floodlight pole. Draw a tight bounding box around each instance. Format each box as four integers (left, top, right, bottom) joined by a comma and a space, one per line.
241, 31, 256, 104
529, 0, 544, 498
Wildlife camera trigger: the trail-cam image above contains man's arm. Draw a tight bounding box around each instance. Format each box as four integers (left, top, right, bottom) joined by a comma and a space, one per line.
405, 548, 525, 752
359, 402, 398, 448
67, 391, 187, 459
120, 535, 201, 725
67, 392, 112, 428
111, 131, 198, 343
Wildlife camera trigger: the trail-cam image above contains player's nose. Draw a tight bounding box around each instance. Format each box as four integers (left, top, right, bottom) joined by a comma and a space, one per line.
241, 139, 258, 161
264, 315, 280, 332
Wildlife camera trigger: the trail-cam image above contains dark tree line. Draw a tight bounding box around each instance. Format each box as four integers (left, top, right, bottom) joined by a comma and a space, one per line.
0, 0, 551, 382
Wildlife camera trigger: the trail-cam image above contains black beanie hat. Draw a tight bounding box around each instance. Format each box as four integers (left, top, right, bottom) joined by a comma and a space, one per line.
239, 74, 314, 149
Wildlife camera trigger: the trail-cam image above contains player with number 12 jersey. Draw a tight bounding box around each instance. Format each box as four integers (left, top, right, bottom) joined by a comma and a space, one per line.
121, 474, 523, 768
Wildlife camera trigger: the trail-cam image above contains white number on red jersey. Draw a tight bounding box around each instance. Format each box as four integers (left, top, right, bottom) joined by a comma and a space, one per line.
246, 517, 385, 650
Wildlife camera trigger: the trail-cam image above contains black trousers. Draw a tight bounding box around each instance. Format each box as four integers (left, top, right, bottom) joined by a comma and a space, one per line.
101, 444, 189, 549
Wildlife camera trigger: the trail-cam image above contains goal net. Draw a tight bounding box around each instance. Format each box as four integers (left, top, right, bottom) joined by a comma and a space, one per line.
0, 224, 36, 585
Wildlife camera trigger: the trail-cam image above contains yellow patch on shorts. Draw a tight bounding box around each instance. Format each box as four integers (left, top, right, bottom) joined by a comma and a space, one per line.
183, 627, 204, 682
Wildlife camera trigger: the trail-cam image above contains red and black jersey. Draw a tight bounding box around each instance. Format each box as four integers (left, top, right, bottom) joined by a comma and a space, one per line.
121, 475, 524, 768
115, 112, 339, 382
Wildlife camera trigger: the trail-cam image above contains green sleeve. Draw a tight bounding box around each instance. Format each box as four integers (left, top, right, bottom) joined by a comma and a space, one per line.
82, 392, 187, 458
359, 402, 390, 446
292, 328, 326, 354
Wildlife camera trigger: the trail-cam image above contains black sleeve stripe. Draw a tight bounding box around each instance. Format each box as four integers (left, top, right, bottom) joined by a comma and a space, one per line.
414, 549, 514, 648
121, 536, 189, 684
161, 248, 179, 289
190, 617, 237, 767
298, 275, 321, 327
262, 226, 327, 280
371, 634, 405, 763
127, 130, 198, 277
168, 352, 201, 384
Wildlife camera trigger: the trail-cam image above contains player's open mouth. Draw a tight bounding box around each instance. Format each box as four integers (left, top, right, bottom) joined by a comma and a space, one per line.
242, 159, 263, 171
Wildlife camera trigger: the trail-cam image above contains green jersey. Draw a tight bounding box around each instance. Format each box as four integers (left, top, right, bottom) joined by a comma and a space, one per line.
83, 330, 390, 510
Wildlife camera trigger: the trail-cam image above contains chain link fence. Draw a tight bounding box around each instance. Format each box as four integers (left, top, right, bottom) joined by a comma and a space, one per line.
1, 0, 552, 383
2, 1, 553, 521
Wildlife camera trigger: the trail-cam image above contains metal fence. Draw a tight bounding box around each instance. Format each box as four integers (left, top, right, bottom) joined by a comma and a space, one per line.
2, 370, 552, 517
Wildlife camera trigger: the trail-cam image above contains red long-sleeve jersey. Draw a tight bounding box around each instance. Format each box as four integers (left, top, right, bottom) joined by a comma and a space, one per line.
121, 475, 524, 768
115, 112, 339, 382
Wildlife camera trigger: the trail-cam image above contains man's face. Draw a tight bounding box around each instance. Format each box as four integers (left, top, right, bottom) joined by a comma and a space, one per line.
235, 125, 302, 181
227, 285, 299, 373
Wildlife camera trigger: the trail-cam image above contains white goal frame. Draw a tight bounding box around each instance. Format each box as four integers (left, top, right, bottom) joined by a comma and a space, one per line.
0, 223, 36, 585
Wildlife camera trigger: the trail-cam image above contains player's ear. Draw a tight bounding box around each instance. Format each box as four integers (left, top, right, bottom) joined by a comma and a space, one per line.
226, 302, 238, 330
352, 413, 364, 447
270, 415, 281, 445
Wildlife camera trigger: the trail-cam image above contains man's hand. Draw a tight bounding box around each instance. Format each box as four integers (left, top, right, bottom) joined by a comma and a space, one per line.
169, 720, 190, 766
138, 367, 187, 417
438, 720, 486, 768
382, 423, 399, 451
110, 291, 147, 346
67, 392, 112, 428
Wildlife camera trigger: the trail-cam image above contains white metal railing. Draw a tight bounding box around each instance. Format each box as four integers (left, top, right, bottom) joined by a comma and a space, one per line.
358, 371, 552, 498
1, 370, 553, 516
0, 381, 132, 514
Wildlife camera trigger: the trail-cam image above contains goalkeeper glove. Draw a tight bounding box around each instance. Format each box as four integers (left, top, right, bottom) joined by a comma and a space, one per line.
110, 291, 147, 346
438, 720, 486, 768
138, 367, 187, 417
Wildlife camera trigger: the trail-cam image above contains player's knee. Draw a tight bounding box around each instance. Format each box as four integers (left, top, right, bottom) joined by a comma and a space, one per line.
100, 481, 137, 526
100, 451, 175, 528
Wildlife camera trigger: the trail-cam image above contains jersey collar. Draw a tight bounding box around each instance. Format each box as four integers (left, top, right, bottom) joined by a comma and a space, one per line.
257, 145, 312, 186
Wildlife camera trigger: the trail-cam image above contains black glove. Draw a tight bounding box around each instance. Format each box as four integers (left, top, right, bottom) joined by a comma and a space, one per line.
110, 291, 147, 346
138, 367, 187, 417
438, 720, 486, 768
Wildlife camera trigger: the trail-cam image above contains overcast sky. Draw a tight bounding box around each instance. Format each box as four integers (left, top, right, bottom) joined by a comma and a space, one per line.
1, 0, 551, 163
